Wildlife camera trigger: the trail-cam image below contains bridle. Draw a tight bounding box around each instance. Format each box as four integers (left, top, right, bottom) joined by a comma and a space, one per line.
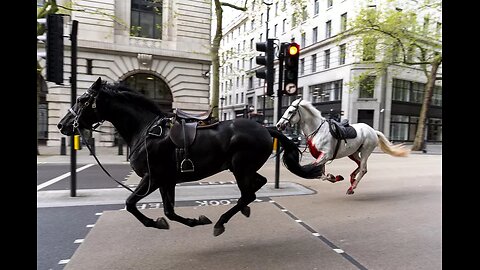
69, 88, 104, 132
281, 98, 326, 139
281, 98, 303, 125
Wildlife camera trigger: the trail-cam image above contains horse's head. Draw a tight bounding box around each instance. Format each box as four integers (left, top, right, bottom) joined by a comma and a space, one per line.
58, 77, 105, 136
276, 98, 303, 131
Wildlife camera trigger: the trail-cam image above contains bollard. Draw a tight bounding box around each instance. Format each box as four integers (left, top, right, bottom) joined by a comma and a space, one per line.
118, 138, 124, 155
60, 137, 67, 155
89, 138, 96, 155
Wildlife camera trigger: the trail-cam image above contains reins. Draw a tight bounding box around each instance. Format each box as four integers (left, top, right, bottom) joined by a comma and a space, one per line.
76, 126, 136, 193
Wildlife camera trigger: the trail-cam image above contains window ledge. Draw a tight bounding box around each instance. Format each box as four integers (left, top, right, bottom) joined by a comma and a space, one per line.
357, 98, 377, 101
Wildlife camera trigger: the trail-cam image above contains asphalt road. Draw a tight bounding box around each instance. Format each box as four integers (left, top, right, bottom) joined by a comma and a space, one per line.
37, 152, 442, 270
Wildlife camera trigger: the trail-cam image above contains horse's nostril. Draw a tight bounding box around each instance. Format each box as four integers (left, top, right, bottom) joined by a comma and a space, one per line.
57, 123, 63, 130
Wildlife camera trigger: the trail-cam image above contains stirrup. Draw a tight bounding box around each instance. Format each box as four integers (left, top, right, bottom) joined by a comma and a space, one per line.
180, 158, 194, 173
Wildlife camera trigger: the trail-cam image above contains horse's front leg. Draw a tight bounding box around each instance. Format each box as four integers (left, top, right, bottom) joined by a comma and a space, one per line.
313, 150, 344, 183
159, 184, 212, 227
125, 174, 168, 229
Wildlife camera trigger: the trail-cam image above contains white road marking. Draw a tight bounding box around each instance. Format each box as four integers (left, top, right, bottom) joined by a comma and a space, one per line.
312, 233, 321, 237
58, 259, 70, 265
86, 224, 95, 228
95, 212, 102, 216
295, 219, 302, 223
37, 164, 95, 191
74, 239, 84, 244
333, 249, 345, 254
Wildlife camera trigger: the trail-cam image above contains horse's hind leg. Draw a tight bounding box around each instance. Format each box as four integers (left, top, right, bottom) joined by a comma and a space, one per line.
213, 172, 266, 237
125, 175, 168, 229
348, 152, 361, 184
241, 173, 267, 218
347, 149, 372, 195
159, 184, 212, 227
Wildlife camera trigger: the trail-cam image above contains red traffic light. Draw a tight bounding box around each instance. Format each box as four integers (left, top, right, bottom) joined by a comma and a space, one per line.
287, 43, 300, 56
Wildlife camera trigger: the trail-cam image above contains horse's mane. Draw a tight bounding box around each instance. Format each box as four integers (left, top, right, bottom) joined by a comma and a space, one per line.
101, 81, 165, 116
299, 99, 324, 119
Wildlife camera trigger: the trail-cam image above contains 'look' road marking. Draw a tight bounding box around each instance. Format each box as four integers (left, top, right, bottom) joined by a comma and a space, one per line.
37, 164, 95, 191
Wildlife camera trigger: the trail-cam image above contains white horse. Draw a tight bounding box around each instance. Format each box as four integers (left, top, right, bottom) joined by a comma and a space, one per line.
276, 98, 410, 195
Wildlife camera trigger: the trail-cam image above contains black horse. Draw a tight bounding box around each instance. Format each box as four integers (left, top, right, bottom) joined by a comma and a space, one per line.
58, 77, 322, 236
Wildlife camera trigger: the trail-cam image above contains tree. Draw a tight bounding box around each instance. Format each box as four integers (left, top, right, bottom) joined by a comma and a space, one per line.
338, 0, 442, 151
211, 0, 307, 119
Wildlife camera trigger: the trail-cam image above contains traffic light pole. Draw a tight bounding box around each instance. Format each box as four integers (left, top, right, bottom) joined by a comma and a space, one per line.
275, 43, 286, 189
70, 20, 78, 197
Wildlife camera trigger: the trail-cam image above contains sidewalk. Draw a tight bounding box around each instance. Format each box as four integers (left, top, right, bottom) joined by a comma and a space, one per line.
37, 145, 130, 164
37, 142, 441, 164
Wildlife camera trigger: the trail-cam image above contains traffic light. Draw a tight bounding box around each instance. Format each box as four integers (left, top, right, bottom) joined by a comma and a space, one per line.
38, 14, 64, 85
255, 38, 275, 96
283, 42, 300, 95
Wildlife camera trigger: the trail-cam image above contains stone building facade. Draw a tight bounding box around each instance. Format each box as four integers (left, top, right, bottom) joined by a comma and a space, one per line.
219, 0, 442, 143
38, 0, 212, 146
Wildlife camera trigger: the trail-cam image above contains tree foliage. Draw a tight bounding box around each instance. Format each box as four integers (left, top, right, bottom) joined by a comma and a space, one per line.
338, 0, 442, 150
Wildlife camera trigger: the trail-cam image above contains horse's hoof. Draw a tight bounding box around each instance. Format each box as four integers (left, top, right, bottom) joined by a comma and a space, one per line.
198, 215, 212, 225
155, 217, 170, 229
335, 175, 344, 182
241, 206, 251, 218
346, 188, 354, 195
213, 226, 225, 237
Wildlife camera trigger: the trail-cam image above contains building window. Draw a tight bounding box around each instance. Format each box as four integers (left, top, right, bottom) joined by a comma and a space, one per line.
251, 19, 255, 30
314, 0, 319, 15
250, 38, 254, 50
282, 18, 286, 33
392, 79, 442, 106
340, 12, 347, 32
248, 77, 253, 89
309, 80, 343, 103
86, 59, 93, 75
339, 44, 346, 65
362, 38, 376, 61
300, 58, 305, 75
359, 76, 375, 98
327, 0, 333, 8
312, 54, 317, 72
324, 49, 330, 69
325, 20, 332, 38
130, 0, 163, 39
274, 24, 278, 37
312, 27, 318, 43
301, 32, 306, 48
275, 2, 279, 16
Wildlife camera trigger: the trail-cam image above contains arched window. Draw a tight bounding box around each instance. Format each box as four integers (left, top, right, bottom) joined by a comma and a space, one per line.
130, 0, 163, 39
123, 73, 172, 112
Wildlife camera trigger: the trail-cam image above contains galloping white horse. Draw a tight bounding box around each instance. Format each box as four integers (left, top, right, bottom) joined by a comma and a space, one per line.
276, 98, 410, 194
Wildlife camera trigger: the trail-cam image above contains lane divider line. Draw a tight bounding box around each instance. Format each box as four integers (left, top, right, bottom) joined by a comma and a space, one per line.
270, 200, 368, 270
37, 164, 95, 191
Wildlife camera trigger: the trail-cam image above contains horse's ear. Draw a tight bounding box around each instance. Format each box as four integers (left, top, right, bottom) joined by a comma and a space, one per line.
92, 77, 102, 90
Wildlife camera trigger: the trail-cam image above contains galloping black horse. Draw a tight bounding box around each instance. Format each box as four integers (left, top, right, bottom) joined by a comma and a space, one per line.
58, 78, 322, 236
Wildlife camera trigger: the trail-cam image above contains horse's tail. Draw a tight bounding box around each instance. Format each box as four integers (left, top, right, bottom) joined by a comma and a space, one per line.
267, 127, 323, 179
375, 130, 410, 157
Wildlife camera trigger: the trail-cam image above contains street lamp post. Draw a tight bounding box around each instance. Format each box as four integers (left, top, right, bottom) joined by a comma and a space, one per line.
220, 96, 225, 121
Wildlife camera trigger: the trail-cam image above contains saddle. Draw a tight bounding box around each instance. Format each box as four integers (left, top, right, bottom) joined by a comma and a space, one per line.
327, 119, 357, 142
169, 108, 218, 173
327, 119, 357, 160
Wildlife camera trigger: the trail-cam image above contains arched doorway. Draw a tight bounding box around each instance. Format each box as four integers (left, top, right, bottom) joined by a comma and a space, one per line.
122, 73, 173, 112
